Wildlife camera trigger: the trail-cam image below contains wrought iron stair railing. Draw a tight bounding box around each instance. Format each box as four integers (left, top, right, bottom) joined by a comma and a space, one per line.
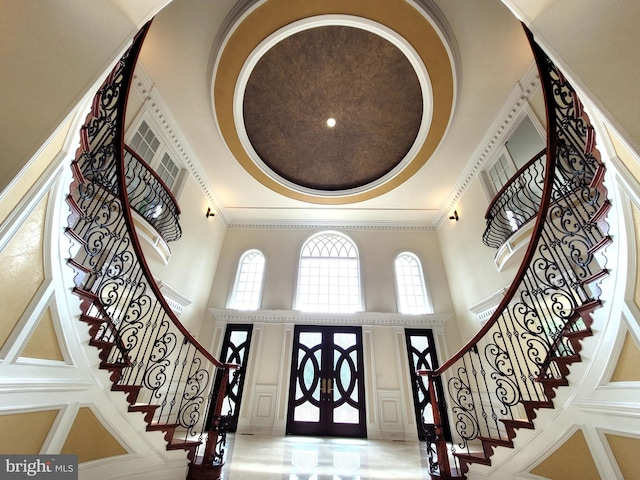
418, 29, 611, 479
64, 23, 235, 479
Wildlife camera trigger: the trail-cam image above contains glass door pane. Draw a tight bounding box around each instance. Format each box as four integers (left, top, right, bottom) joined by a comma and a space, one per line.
287, 326, 366, 437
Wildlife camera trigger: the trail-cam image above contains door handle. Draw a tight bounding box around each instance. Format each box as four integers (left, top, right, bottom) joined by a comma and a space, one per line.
320, 378, 333, 396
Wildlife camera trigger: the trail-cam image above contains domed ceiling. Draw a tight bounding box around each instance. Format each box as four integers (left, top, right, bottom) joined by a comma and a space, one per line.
213, 0, 456, 204
242, 25, 423, 192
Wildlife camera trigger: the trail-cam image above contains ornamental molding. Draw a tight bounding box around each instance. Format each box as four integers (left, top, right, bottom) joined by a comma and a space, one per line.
469, 287, 508, 324
209, 308, 452, 328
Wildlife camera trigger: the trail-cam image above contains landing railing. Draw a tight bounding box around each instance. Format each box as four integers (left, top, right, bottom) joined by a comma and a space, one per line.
482, 149, 546, 249
124, 145, 182, 243
419, 29, 609, 478
65, 23, 234, 477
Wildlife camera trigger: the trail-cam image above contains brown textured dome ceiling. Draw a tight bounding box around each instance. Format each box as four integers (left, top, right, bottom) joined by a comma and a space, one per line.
242, 26, 423, 191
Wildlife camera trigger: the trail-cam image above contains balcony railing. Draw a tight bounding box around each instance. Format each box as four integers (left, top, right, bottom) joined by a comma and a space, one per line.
418, 28, 609, 478
124, 145, 182, 243
482, 149, 546, 249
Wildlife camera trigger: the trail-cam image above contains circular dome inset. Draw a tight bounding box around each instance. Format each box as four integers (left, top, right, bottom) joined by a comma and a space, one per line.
242, 26, 423, 191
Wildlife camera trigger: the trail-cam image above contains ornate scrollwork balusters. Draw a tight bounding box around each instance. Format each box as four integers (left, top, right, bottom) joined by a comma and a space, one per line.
66, 24, 234, 472
419, 30, 609, 478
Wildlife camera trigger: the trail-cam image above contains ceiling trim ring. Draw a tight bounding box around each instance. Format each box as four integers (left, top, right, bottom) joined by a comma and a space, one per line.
234, 15, 434, 199
212, 0, 456, 205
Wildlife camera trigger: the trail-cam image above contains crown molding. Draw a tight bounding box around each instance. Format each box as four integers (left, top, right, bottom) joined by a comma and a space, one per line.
225, 220, 436, 232
209, 308, 452, 327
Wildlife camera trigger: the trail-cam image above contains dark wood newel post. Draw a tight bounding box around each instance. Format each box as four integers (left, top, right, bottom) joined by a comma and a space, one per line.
418, 369, 454, 479
188, 364, 238, 480
203, 366, 231, 464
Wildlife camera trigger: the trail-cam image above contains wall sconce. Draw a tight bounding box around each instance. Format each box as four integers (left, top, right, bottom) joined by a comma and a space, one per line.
206, 207, 215, 218
449, 210, 459, 221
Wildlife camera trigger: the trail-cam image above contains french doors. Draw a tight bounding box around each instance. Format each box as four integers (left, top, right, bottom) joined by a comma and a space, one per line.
286, 325, 366, 437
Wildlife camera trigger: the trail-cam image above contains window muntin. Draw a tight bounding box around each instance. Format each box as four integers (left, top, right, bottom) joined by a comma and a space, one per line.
157, 152, 181, 190
229, 250, 265, 310
130, 120, 160, 164
486, 148, 516, 193
296, 232, 361, 313
126, 114, 186, 197
394, 252, 432, 314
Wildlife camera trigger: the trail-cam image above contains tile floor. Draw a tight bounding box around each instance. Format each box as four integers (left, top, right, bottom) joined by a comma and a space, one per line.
220, 434, 431, 480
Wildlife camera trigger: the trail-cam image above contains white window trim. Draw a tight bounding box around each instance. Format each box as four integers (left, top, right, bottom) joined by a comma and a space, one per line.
228, 249, 266, 311
293, 230, 364, 313
393, 251, 434, 315
480, 105, 546, 203
125, 108, 188, 200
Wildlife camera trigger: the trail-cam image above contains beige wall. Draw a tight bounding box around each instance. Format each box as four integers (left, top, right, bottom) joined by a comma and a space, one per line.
437, 178, 520, 342
0, 1, 137, 193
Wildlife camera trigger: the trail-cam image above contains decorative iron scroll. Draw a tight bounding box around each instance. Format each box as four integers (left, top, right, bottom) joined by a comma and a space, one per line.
66, 23, 234, 469
419, 28, 608, 478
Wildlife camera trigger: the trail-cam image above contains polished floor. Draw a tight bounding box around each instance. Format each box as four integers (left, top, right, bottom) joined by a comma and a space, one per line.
220, 434, 431, 480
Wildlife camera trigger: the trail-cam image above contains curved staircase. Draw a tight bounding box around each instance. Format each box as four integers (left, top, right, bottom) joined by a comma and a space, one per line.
63, 23, 234, 480
419, 28, 612, 479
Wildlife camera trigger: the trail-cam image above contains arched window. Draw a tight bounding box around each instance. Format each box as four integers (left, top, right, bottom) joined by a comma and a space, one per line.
296, 231, 361, 313
394, 252, 432, 314
228, 249, 265, 310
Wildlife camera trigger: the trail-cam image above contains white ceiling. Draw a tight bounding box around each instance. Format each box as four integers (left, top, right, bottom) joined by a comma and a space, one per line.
136, 0, 535, 229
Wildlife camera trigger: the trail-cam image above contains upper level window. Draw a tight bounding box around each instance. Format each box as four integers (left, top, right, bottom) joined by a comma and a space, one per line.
394, 252, 432, 314
486, 146, 516, 193
296, 231, 361, 313
481, 113, 546, 199
129, 120, 160, 164
126, 114, 186, 196
229, 249, 265, 310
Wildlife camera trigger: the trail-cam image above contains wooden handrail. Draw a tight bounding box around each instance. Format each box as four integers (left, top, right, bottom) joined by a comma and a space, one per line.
114, 27, 224, 369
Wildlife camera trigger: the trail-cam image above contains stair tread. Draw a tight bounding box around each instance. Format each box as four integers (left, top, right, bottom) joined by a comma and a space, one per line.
167, 439, 201, 448
551, 354, 581, 363
537, 377, 569, 385
129, 403, 157, 409
89, 338, 116, 347
455, 452, 491, 465
478, 436, 513, 447
588, 235, 613, 255
80, 314, 105, 324
500, 418, 534, 428
521, 399, 553, 407
112, 384, 141, 391
73, 287, 99, 302
147, 422, 179, 430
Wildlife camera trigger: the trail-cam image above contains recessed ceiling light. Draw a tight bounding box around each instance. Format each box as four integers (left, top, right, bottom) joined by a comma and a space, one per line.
326, 117, 336, 128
